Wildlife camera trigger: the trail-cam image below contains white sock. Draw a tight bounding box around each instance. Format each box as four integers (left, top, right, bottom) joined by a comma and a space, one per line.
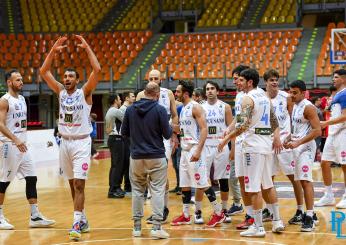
183, 204, 190, 218
245, 205, 253, 217
266, 203, 273, 214
0, 205, 3, 217
73, 211, 83, 223
297, 205, 304, 211
195, 201, 202, 212
211, 200, 222, 215
81, 209, 87, 222
325, 185, 333, 196
253, 209, 263, 228
306, 210, 313, 217
222, 200, 228, 210
30, 204, 39, 218
271, 203, 280, 221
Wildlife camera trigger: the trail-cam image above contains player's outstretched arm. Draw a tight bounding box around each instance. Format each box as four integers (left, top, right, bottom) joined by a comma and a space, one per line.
40, 36, 66, 94
77, 35, 101, 98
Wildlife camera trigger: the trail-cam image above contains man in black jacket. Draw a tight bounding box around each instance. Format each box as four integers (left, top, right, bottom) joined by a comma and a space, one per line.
121, 82, 173, 239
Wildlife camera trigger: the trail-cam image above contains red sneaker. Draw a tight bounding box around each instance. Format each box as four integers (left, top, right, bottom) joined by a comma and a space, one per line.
205, 212, 225, 228
236, 214, 254, 230
171, 213, 191, 226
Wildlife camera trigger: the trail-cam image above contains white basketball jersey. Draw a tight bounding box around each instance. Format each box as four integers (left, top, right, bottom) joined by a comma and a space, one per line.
329, 88, 346, 135
58, 89, 92, 136
235, 91, 245, 144
159, 87, 171, 118
271, 90, 291, 141
203, 100, 227, 146
179, 101, 200, 150
291, 99, 312, 140
242, 88, 272, 154
0, 93, 27, 142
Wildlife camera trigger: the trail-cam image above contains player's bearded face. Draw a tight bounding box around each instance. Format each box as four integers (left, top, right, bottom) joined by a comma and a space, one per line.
175, 85, 183, 102
8, 73, 23, 91
205, 84, 217, 99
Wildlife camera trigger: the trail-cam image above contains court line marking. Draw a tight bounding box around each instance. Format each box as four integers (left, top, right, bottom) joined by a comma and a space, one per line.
8, 226, 337, 236
52, 237, 288, 245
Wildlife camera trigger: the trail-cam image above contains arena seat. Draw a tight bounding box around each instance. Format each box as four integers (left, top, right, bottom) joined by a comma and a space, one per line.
20, 0, 118, 33
261, 0, 296, 24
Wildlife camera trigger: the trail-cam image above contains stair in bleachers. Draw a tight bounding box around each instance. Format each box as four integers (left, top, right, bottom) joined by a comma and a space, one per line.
241, 0, 269, 29
12, 0, 24, 33
94, 0, 136, 32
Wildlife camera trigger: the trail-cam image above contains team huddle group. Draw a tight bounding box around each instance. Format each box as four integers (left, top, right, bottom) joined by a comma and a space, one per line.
0, 35, 345, 241
131, 65, 346, 239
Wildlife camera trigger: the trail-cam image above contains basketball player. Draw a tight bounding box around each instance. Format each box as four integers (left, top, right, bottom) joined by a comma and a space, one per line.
171, 80, 225, 228
198, 81, 233, 224
0, 69, 56, 230
40, 35, 101, 240
263, 69, 304, 224
315, 69, 346, 209
284, 80, 321, 232
219, 68, 285, 237
136, 69, 178, 224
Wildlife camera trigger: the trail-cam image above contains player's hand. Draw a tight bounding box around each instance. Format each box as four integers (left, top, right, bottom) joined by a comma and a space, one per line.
52, 36, 67, 52
272, 136, 283, 154
75, 35, 89, 49
14, 138, 27, 152
217, 140, 226, 153
320, 121, 328, 129
190, 150, 201, 162
285, 140, 300, 149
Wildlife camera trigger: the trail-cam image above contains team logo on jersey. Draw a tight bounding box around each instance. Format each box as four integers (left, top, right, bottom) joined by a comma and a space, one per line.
290, 161, 295, 167
15, 122, 20, 127
244, 176, 249, 184
226, 164, 231, 171
302, 165, 309, 173
82, 163, 89, 171
195, 173, 200, 181
66, 97, 74, 104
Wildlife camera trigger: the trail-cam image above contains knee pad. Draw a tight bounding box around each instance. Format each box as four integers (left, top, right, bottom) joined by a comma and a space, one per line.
0, 182, 10, 193
219, 179, 229, 192
25, 176, 37, 199
204, 187, 216, 203
182, 190, 191, 204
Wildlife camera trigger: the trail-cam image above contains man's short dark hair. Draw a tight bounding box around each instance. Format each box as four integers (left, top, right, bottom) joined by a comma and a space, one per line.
193, 88, 204, 97
232, 65, 249, 76
109, 93, 119, 106
311, 96, 320, 105
334, 69, 346, 76
290, 80, 306, 91
263, 69, 279, 81
240, 68, 259, 87
203, 80, 220, 93
179, 80, 194, 97
65, 68, 79, 79
5, 69, 19, 81
329, 85, 337, 93
122, 91, 132, 100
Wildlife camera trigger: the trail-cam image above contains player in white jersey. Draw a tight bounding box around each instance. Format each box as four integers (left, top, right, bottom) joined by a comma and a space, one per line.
263, 69, 304, 225
171, 80, 225, 227
0, 70, 55, 230
284, 80, 321, 232
40, 35, 101, 241
198, 81, 233, 224
219, 68, 285, 237
136, 69, 178, 224
315, 69, 346, 208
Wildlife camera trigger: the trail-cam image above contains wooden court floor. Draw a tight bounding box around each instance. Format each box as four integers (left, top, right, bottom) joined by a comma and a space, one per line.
1, 155, 346, 245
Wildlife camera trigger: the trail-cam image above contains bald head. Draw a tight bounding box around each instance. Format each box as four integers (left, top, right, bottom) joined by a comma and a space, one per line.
148, 69, 161, 84
144, 82, 160, 99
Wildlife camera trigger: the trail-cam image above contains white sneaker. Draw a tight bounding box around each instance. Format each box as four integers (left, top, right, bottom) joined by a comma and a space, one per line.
132, 229, 142, 237
272, 219, 285, 233
240, 225, 266, 237
314, 193, 335, 207
29, 213, 56, 228
150, 228, 169, 239
336, 194, 346, 209
194, 210, 204, 224
0, 216, 14, 230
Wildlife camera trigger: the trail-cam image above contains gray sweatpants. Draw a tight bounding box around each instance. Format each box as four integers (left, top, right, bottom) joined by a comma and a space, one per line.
229, 160, 241, 204
130, 157, 167, 225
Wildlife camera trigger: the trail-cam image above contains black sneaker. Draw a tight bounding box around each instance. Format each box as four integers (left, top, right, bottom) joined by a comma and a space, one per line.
288, 209, 303, 225
228, 203, 244, 216
313, 212, 319, 226
108, 191, 125, 198
301, 213, 315, 232
262, 208, 273, 222
176, 188, 182, 195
